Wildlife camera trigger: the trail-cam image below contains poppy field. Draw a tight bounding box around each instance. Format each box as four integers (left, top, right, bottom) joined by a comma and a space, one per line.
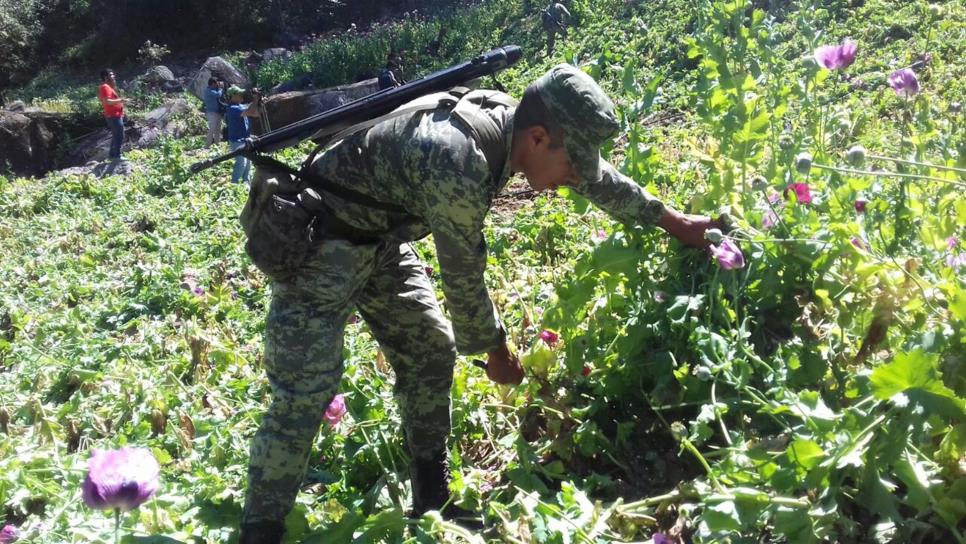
1, 0, 965, 542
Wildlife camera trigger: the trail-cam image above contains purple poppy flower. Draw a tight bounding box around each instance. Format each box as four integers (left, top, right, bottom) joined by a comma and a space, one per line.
0, 525, 19, 544
653, 533, 672, 544
888, 68, 920, 98
785, 182, 813, 204
947, 236, 958, 250
82, 448, 160, 512
710, 239, 745, 270
851, 237, 868, 250
814, 38, 857, 70
854, 198, 868, 213
947, 253, 966, 269
539, 329, 559, 347
424, 266, 434, 277
592, 229, 608, 242
347, 314, 359, 325
323, 394, 346, 427
191, 286, 205, 297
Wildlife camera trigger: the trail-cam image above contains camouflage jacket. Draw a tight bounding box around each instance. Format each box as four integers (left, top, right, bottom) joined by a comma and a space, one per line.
310, 100, 665, 355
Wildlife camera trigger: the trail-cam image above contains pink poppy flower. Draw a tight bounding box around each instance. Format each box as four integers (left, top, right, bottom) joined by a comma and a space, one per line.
851, 237, 868, 250
539, 329, 559, 347
82, 448, 160, 512
947, 236, 958, 250
323, 394, 346, 427
814, 38, 857, 70
0, 525, 19, 544
888, 68, 920, 98
710, 239, 745, 270
785, 183, 812, 204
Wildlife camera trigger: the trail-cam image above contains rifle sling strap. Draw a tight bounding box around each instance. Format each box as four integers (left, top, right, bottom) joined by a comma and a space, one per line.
252, 88, 519, 242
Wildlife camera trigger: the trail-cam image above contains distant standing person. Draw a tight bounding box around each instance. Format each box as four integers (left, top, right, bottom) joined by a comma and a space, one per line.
378, 52, 405, 90
204, 78, 225, 147
225, 86, 261, 184
98, 69, 126, 160
542, 2, 572, 55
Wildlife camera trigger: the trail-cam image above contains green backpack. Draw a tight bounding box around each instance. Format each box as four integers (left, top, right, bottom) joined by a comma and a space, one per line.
238, 87, 518, 281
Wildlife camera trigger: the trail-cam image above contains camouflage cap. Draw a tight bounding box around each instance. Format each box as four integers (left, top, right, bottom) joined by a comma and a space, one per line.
533, 64, 618, 182
226, 85, 245, 97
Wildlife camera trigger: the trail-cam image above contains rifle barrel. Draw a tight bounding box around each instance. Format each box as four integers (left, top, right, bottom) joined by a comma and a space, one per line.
189, 45, 522, 174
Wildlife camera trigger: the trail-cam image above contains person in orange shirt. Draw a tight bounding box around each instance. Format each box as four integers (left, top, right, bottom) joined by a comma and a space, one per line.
98, 69, 126, 160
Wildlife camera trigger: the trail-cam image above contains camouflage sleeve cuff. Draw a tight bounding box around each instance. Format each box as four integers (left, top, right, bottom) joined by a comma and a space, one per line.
572, 159, 666, 227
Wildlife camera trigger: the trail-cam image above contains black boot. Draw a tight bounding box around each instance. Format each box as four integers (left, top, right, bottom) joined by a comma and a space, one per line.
410, 451, 483, 530
239, 520, 285, 544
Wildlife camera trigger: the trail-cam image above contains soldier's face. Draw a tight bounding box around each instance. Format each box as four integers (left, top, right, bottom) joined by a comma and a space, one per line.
516, 126, 577, 191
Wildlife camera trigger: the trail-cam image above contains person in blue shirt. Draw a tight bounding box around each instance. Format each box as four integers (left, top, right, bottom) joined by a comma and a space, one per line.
203, 78, 225, 147
225, 86, 262, 184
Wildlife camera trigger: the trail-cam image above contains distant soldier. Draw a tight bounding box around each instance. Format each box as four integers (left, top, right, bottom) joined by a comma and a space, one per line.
426, 27, 449, 57
542, 2, 571, 55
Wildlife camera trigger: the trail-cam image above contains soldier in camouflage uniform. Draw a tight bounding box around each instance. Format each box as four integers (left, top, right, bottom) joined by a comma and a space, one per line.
542, 2, 572, 55
239, 64, 719, 543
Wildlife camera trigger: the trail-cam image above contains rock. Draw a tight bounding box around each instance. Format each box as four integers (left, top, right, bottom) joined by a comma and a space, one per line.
64, 99, 193, 166
262, 48, 292, 62
56, 159, 136, 179
141, 65, 176, 84
160, 80, 184, 93
7, 100, 26, 112
0, 111, 67, 177
256, 78, 380, 133
269, 74, 314, 95
189, 57, 248, 101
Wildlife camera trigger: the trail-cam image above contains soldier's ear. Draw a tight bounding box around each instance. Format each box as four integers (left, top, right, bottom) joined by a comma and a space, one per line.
525, 125, 552, 150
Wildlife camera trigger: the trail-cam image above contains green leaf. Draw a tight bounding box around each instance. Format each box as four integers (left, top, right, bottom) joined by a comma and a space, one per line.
869, 350, 965, 416
786, 439, 824, 470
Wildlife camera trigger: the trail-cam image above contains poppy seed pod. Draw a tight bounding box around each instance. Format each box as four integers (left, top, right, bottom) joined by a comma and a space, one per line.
847, 145, 866, 167
795, 152, 813, 175
778, 134, 795, 151
704, 228, 724, 243
750, 175, 769, 191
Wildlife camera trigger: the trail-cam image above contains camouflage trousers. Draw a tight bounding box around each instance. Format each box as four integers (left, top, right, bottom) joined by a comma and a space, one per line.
544, 24, 567, 54
242, 240, 458, 524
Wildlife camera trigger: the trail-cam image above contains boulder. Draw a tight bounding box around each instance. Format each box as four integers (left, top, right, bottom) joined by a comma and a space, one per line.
64, 99, 193, 166
6, 100, 26, 112
189, 57, 248, 101
0, 111, 66, 178
262, 48, 292, 62
141, 65, 176, 84
269, 74, 314, 95
56, 158, 136, 179
256, 78, 380, 133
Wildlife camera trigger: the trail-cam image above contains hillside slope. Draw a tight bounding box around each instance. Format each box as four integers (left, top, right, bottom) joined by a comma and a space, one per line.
1, 1, 965, 543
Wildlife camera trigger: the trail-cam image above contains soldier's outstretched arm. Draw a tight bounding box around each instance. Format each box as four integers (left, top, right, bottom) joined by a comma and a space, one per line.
413, 141, 506, 356
571, 159, 719, 247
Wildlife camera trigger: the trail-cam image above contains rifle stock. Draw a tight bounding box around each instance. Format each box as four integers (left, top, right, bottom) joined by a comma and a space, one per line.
189, 45, 522, 174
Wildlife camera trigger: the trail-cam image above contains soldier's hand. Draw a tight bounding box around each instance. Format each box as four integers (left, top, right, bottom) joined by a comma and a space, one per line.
658, 209, 722, 248
486, 343, 524, 385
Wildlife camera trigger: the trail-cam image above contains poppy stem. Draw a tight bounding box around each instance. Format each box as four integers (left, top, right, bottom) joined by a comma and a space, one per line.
867, 154, 966, 175
811, 163, 966, 187
114, 509, 120, 544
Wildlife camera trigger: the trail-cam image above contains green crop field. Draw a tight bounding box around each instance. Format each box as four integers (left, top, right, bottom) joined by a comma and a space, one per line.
0, 0, 964, 542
